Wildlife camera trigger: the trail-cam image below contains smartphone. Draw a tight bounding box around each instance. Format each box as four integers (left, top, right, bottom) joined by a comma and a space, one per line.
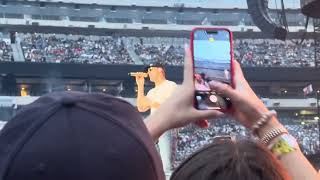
191, 28, 233, 111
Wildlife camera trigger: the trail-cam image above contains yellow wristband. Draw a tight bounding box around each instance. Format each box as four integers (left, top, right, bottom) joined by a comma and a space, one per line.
270, 134, 298, 157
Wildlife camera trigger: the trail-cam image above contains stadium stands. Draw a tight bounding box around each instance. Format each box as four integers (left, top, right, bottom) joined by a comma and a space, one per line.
0, 40, 13, 62
20, 33, 134, 64
133, 38, 316, 67
1, 33, 314, 67
235, 39, 315, 67
134, 43, 184, 65
175, 117, 320, 166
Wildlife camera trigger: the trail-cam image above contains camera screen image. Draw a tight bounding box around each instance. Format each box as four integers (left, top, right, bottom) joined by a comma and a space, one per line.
193, 29, 231, 110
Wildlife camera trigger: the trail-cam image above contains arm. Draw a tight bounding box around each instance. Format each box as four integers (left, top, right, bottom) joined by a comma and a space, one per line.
136, 81, 151, 112
136, 84, 161, 112
276, 146, 319, 180
258, 118, 319, 180
145, 45, 224, 141
210, 60, 319, 180
146, 46, 319, 179
134, 73, 158, 112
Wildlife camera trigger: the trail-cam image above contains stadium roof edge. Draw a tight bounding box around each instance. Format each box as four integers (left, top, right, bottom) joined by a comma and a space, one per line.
13, 0, 301, 10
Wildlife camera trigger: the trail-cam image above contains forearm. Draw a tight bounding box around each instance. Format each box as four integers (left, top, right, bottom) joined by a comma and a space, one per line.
145, 106, 171, 142
145, 117, 165, 142
278, 148, 319, 180
259, 119, 319, 180
136, 85, 150, 111
137, 85, 145, 100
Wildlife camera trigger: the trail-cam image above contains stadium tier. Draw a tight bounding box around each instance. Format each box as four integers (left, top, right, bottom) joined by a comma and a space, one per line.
21, 0, 300, 9
0, 1, 308, 32
0, 33, 316, 67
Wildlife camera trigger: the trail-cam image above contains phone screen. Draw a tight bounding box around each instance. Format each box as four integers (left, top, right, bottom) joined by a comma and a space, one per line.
193, 29, 232, 110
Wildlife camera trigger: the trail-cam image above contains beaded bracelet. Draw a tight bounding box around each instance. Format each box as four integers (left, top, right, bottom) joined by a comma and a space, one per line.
251, 110, 277, 136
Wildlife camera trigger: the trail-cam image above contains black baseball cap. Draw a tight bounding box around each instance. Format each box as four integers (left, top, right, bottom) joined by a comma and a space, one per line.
0, 92, 165, 180
144, 62, 166, 73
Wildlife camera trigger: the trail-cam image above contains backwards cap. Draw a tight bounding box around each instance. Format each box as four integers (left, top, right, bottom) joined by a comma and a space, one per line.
0, 92, 165, 180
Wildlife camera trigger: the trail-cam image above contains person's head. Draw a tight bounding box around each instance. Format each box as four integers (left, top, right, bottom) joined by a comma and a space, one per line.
147, 66, 166, 83
171, 139, 290, 180
0, 92, 165, 180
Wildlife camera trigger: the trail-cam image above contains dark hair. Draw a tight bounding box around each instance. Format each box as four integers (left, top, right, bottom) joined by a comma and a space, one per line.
171, 140, 290, 180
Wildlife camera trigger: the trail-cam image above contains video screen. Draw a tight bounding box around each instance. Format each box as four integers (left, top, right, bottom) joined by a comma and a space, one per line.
193, 29, 231, 110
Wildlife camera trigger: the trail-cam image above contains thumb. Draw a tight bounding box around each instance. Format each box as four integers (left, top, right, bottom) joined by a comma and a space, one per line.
209, 80, 238, 100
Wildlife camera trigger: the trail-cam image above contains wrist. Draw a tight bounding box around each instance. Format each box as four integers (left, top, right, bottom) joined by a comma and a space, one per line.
137, 83, 144, 87
145, 109, 172, 141
257, 117, 283, 138
268, 134, 299, 158
145, 119, 165, 142
137, 88, 145, 96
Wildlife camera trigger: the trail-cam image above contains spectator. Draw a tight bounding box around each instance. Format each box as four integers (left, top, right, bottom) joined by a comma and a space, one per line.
0, 92, 164, 180
145, 46, 319, 180
172, 139, 289, 180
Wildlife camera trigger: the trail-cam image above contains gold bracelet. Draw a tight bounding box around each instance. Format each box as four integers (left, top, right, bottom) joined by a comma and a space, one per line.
260, 126, 288, 145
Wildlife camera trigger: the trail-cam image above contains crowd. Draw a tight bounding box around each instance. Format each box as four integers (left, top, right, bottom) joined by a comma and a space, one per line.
285, 123, 320, 155
0, 34, 315, 67
134, 43, 184, 66
175, 117, 320, 166
134, 38, 316, 67
175, 118, 249, 166
234, 39, 315, 67
0, 40, 13, 62
20, 33, 134, 64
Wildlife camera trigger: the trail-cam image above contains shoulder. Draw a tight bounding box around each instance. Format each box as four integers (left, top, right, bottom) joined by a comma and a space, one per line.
166, 80, 177, 87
